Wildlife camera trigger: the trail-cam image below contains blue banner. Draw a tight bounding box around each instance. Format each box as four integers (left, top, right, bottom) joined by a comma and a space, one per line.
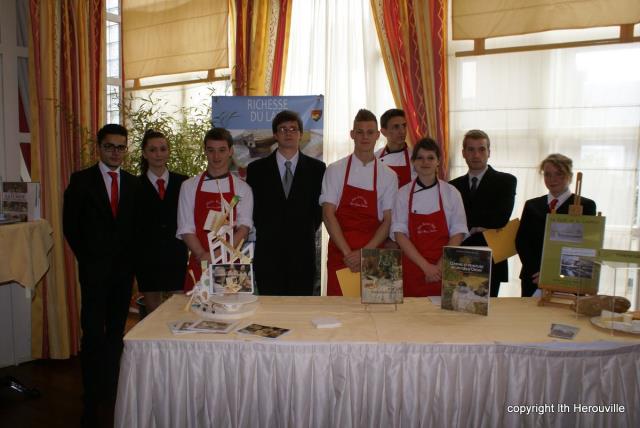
212, 95, 324, 174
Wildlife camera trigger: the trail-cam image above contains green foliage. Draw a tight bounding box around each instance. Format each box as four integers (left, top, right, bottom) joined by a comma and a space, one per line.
122, 93, 210, 177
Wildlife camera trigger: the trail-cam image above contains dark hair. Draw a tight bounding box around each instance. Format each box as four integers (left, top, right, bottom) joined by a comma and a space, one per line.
272, 110, 303, 134
139, 129, 167, 173
97, 124, 128, 145
353, 109, 378, 128
462, 129, 490, 149
203, 128, 233, 148
411, 137, 441, 160
380, 109, 405, 129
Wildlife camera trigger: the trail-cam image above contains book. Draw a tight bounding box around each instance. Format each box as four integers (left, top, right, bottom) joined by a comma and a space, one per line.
2, 182, 41, 222
237, 323, 290, 339
441, 246, 492, 316
360, 248, 403, 304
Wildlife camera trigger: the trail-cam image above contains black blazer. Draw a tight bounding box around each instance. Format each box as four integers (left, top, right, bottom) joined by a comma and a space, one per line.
246, 151, 326, 295
450, 165, 517, 282
516, 194, 597, 281
134, 171, 188, 292
63, 163, 139, 282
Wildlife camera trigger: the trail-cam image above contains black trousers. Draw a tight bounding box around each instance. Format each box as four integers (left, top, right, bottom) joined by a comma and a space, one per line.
520, 278, 538, 297
78, 262, 133, 405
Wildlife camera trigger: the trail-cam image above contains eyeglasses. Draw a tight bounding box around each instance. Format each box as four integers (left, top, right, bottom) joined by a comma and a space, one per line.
101, 143, 127, 153
277, 126, 300, 134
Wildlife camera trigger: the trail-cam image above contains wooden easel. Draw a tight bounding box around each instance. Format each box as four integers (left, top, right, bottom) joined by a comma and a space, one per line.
538, 172, 596, 308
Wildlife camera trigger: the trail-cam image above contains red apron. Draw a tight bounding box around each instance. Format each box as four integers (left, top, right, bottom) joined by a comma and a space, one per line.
379, 146, 411, 188
327, 156, 381, 296
184, 173, 236, 291
402, 179, 450, 297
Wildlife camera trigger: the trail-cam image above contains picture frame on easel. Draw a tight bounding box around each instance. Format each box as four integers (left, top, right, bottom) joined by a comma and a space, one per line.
538, 172, 606, 308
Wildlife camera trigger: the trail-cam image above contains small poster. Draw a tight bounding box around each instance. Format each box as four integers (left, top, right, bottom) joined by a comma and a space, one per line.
441, 246, 492, 316
360, 248, 403, 304
2, 182, 41, 222
539, 214, 606, 294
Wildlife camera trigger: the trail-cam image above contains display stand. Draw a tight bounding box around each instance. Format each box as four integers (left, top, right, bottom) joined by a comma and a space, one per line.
591, 257, 640, 335
538, 172, 604, 308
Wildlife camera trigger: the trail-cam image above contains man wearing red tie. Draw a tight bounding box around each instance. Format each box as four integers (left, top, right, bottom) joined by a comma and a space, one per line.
322, 109, 398, 295
375, 109, 416, 188
63, 124, 139, 423
177, 128, 253, 290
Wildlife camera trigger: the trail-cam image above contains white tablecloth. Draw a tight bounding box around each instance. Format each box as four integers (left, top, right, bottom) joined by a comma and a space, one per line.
115, 296, 640, 427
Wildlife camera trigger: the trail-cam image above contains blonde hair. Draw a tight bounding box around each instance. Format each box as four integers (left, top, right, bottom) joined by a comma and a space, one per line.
539, 153, 573, 178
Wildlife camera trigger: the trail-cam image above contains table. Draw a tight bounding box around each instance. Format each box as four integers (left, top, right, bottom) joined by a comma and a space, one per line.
115, 295, 640, 427
0, 220, 53, 367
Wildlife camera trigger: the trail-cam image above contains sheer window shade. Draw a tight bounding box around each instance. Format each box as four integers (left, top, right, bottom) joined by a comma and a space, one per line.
123, 0, 228, 80
452, 0, 640, 40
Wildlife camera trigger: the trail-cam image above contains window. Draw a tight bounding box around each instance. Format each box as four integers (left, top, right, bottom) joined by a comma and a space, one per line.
448, 28, 640, 297
106, 0, 121, 124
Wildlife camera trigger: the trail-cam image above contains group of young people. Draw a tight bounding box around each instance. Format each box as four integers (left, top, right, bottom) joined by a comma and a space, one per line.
62, 108, 595, 423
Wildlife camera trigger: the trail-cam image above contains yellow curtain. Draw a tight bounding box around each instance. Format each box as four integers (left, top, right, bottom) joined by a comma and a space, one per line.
29, 0, 104, 358
232, 0, 293, 95
123, 0, 229, 80
371, 0, 450, 177
452, 0, 640, 40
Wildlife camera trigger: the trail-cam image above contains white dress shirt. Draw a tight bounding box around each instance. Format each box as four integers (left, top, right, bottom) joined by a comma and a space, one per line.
391, 179, 468, 239
320, 154, 398, 221
176, 172, 253, 238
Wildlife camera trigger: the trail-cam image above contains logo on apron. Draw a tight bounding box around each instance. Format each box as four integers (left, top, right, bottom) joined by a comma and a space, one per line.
349, 195, 369, 208
206, 200, 222, 211
417, 222, 437, 234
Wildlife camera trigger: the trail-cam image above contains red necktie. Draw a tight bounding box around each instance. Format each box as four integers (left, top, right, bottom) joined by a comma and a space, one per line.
157, 178, 166, 200
549, 198, 559, 212
108, 171, 119, 217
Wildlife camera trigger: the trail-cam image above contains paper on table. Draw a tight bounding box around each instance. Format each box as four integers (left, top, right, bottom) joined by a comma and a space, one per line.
482, 218, 520, 263
336, 268, 361, 297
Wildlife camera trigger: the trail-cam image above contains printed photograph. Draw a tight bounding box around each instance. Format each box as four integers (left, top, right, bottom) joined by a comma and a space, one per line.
559, 247, 596, 279
548, 323, 579, 340
550, 222, 584, 243
211, 263, 254, 294
237, 323, 290, 339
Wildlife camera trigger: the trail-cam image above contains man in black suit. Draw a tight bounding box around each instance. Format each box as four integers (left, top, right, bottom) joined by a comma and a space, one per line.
246, 110, 326, 295
450, 129, 517, 297
63, 124, 138, 423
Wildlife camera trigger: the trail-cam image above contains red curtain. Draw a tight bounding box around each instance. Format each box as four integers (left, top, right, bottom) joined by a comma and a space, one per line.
371, 0, 450, 177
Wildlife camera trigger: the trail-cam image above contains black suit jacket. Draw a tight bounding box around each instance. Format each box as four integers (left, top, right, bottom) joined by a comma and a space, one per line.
246, 151, 326, 295
135, 171, 188, 292
63, 163, 139, 283
516, 194, 597, 281
450, 165, 517, 282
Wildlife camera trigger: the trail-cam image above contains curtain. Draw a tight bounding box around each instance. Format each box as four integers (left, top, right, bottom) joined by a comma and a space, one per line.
282, 0, 395, 294
29, 0, 104, 358
448, 31, 640, 297
452, 0, 640, 40
122, 0, 229, 81
232, 0, 292, 96
371, 0, 450, 177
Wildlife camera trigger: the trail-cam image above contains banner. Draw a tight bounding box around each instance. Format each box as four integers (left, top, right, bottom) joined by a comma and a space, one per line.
211, 96, 324, 177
